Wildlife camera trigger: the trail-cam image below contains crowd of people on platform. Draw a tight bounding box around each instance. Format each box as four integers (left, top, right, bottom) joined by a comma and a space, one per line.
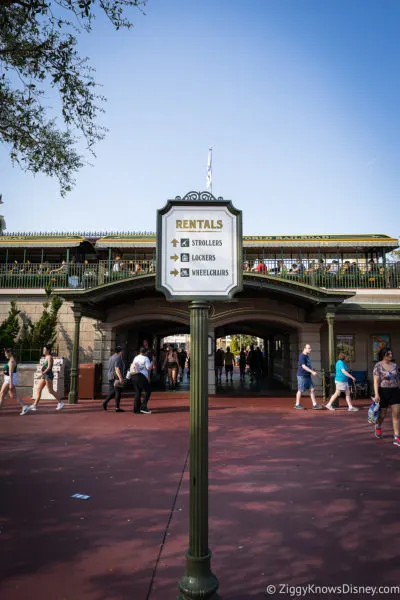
243, 257, 383, 277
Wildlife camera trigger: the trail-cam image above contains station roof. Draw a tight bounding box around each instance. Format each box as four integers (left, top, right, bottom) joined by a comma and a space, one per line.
0, 232, 397, 251
242, 234, 399, 251
0, 233, 87, 248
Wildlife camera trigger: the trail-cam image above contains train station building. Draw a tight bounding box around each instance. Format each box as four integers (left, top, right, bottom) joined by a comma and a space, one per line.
0, 205, 399, 398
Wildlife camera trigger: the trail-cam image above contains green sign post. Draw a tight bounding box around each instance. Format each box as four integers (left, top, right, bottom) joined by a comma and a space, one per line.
156, 191, 242, 599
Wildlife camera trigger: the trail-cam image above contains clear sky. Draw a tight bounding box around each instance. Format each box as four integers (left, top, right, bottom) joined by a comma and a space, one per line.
1, 0, 399, 237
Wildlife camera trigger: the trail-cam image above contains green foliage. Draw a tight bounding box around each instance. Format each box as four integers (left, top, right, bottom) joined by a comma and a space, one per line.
390, 249, 400, 260
0, 1, 146, 196
231, 335, 258, 352
0, 300, 21, 349
19, 288, 63, 350
229, 336, 239, 354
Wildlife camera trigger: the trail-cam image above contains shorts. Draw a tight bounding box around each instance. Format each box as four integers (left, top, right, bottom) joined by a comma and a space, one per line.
335, 381, 349, 393
225, 365, 233, 373
167, 362, 178, 370
378, 387, 400, 409
42, 371, 54, 381
4, 373, 17, 386
297, 376, 314, 392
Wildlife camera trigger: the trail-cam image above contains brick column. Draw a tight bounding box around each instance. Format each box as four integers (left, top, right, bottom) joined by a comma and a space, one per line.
326, 311, 337, 402
95, 324, 116, 395
68, 308, 82, 404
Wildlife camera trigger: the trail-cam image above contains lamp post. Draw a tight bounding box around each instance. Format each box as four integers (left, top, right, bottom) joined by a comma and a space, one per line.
178, 301, 219, 600
156, 193, 242, 600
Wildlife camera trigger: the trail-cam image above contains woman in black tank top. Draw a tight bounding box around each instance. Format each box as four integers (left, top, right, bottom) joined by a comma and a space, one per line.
28, 344, 64, 413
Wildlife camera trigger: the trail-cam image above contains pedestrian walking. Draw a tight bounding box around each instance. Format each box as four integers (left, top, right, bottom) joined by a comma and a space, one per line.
163, 345, 179, 390
215, 348, 224, 383
254, 346, 264, 379
247, 344, 258, 382
224, 346, 235, 382
102, 345, 125, 412
295, 343, 323, 409
325, 352, 359, 411
238, 347, 247, 382
130, 347, 153, 414
0, 348, 29, 415
28, 345, 64, 412
373, 346, 400, 446
179, 347, 187, 381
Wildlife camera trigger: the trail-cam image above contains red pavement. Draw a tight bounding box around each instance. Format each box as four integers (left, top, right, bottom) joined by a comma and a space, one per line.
1, 393, 400, 600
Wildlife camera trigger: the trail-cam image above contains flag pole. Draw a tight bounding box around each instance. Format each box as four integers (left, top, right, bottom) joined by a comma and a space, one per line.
207, 147, 212, 195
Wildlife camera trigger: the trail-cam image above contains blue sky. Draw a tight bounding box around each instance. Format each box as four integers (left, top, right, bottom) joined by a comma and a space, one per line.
1, 0, 399, 237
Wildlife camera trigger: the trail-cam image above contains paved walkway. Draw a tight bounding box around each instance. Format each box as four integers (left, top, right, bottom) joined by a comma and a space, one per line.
1, 393, 400, 600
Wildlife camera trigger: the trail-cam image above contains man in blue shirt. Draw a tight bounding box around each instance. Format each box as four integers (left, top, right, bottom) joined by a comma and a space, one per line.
295, 343, 323, 410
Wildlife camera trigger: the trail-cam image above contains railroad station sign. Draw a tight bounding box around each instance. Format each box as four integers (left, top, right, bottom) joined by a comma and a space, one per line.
156, 192, 243, 301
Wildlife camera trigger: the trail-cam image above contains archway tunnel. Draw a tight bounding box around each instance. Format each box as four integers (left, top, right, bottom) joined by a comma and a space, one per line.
214, 320, 298, 395
109, 314, 298, 396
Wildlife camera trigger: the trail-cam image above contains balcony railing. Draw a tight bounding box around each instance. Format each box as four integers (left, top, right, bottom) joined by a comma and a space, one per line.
0, 261, 155, 290
0, 260, 398, 290
243, 259, 400, 289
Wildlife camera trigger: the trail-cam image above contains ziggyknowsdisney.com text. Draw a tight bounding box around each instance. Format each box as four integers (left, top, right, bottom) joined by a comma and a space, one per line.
265, 583, 400, 597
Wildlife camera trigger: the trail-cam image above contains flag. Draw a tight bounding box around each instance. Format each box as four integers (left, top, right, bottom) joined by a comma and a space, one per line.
206, 147, 212, 192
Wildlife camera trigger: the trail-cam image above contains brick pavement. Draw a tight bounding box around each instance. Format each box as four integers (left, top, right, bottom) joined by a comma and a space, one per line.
1, 393, 399, 600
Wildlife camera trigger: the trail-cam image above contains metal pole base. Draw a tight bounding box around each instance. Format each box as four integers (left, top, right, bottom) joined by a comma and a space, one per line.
68, 391, 77, 404
177, 551, 220, 600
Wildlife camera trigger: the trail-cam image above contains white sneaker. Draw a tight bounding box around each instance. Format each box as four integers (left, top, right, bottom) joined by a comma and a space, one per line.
28, 405, 37, 412
56, 401, 65, 411
140, 409, 152, 414
325, 404, 335, 411
348, 406, 359, 411
20, 405, 30, 416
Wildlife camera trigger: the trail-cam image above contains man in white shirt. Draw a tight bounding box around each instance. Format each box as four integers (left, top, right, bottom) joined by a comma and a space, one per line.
130, 347, 152, 414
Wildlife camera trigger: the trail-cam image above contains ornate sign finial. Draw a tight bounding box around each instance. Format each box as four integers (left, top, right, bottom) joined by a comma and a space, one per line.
174, 191, 224, 202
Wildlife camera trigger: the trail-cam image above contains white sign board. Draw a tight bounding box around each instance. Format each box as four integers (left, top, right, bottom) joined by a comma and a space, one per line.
156, 197, 242, 301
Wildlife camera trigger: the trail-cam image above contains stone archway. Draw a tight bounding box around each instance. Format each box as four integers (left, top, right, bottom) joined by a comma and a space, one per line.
61, 274, 351, 402
207, 304, 304, 395
94, 307, 190, 394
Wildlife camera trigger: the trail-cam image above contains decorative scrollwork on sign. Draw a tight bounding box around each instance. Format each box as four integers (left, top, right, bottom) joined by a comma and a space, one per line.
175, 191, 224, 203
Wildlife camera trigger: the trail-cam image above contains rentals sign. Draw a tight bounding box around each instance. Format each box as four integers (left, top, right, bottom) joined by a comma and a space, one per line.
156, 193, 242, 301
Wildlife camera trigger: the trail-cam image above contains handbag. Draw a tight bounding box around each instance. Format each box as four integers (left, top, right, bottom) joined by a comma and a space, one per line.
114, 379, 123, 388
368, 398, 380, 424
